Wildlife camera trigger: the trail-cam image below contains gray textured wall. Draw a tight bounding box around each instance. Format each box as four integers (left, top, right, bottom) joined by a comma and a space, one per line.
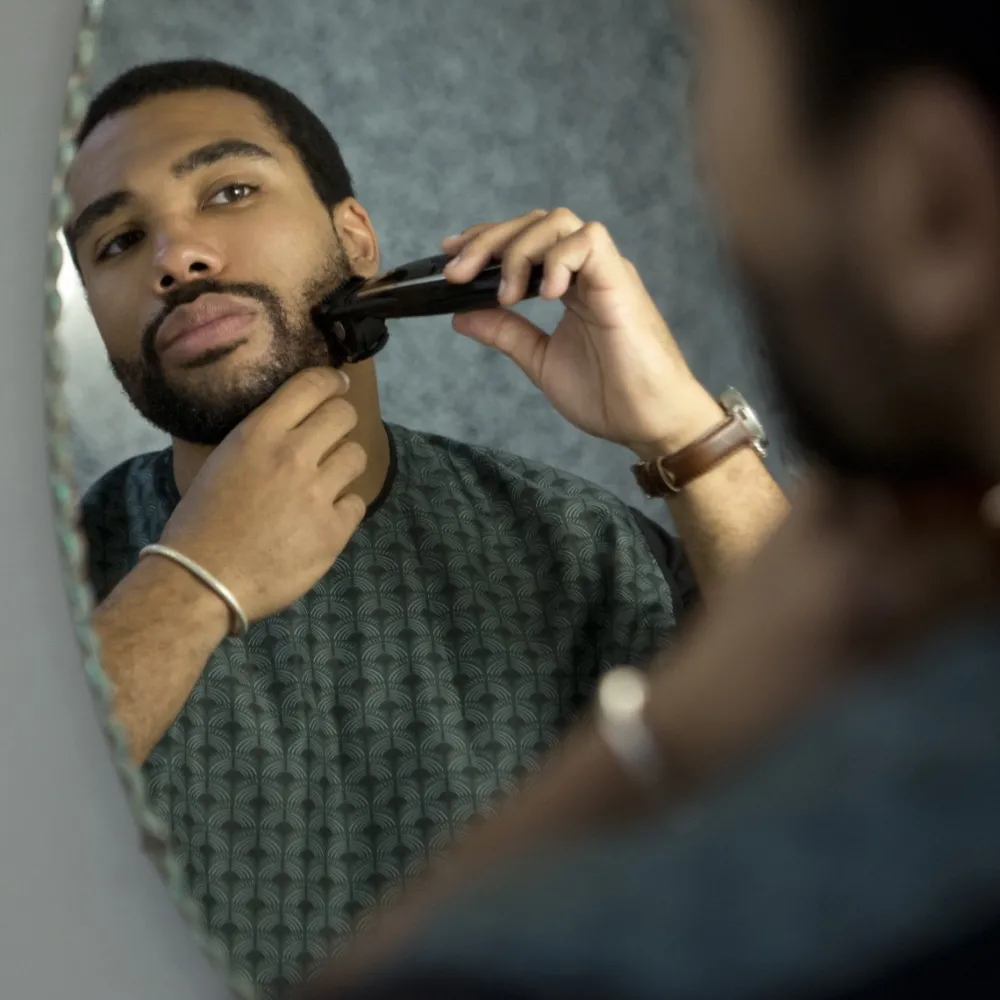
62, 0, 791, 522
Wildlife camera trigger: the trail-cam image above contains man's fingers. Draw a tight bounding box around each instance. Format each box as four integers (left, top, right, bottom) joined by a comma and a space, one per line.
494, 210, 591, 305
441, 210, 548, 256
442, 210, 635, 314
331, 492, 367, 543
443, 210, 554, 284
452, 308, 549, 387
442, 210, 576, 279
256, 367, 351, 432
441, 223, 498, 251
295, 396, 359, 466
319, 440, 370, 500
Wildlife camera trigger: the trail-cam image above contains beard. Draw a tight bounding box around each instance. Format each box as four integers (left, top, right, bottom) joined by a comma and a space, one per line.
732, 248, 974, 488
109, 242, 352, 446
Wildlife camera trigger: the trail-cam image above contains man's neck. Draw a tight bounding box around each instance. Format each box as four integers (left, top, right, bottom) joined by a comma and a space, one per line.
171, 360, 391, 504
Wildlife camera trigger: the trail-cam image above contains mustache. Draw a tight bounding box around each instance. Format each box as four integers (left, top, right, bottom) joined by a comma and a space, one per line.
141, 278, 284, 360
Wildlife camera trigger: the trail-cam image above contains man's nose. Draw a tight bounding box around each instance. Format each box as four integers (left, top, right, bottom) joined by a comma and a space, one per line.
150, 226, 225, 292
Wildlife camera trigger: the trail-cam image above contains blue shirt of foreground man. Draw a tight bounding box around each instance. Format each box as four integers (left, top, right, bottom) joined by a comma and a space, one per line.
302, 2, 1000, 998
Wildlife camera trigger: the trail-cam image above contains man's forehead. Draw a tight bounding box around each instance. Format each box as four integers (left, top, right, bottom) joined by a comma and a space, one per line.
69, 90, 280, 197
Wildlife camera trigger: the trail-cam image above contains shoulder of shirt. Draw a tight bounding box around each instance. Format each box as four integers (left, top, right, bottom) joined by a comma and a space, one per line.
385, 424, 694, 606
388, 423, 632, 514
79, 448, 169, 521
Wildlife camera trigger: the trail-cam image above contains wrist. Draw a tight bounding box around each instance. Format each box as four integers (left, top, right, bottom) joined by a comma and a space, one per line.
627, 383, 725, 463
128, 550, 233, 641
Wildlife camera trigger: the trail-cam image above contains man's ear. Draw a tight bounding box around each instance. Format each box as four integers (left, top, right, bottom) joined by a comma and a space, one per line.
850, 76, 1000, 347
332, 198, 380, 278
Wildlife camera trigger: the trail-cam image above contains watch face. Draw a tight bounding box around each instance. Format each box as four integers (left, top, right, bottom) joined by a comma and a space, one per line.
720, 388, 768, 456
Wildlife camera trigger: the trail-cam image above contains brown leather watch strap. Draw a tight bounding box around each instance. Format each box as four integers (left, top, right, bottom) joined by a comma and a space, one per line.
633, 415, 756, 496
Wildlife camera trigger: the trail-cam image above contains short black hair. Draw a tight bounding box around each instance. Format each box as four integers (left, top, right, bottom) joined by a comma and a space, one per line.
76, 58, 355, 210
773, 2, 1000, 141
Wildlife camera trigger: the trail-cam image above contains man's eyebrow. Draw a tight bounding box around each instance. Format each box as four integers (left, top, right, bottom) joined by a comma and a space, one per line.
170, 138, 276, 177
65, 139, 276, 253
65, 189, 132, 254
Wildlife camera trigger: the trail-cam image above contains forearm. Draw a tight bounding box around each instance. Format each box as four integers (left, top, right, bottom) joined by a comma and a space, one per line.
326, 635, 768, 985
316, 614, 829, 993
417, 721, 650, 888
92, 555, 230, 763
637, 387, 788, 592
316, 718, 651, 989
375, 630, 767, 905
319, 650, 748, 994
666, 448, 788, 592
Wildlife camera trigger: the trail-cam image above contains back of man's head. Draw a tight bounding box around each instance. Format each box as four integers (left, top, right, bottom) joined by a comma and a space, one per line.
688, 1, 1000, 485
773, 2, 1000, 139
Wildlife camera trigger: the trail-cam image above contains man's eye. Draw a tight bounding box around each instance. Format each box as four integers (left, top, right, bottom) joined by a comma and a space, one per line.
96, 229, 142, 262
207, 183, 258, 206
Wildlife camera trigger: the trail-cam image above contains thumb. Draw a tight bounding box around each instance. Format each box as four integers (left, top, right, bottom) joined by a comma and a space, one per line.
452, 308, 549, 387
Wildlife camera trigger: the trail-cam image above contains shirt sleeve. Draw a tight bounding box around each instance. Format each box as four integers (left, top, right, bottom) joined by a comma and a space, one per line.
332, 619, 1000, 1000
627, 507, 701, 615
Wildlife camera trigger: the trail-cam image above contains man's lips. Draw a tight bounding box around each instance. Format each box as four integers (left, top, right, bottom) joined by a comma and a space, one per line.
155, 293, 258, 362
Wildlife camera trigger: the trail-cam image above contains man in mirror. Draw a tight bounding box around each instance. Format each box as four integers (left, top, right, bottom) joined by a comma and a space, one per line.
65, 58, 785, 996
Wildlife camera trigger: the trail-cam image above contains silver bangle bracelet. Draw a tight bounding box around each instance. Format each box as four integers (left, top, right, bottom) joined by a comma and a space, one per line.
594, 665, 665, 797
138, 543, 249, 638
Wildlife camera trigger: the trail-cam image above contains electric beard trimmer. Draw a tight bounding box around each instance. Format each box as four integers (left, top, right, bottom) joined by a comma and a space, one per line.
311, 252, 562, 366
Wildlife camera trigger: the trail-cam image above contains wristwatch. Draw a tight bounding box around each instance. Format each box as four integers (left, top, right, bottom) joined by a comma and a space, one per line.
594, 665, 664, 796
632, 387, 768, 497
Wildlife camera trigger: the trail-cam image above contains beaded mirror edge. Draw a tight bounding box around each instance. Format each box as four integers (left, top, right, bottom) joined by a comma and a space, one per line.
43, 3, 253, 996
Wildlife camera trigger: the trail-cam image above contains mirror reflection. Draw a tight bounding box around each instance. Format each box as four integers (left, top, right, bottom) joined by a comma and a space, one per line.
58, 1, 787, 997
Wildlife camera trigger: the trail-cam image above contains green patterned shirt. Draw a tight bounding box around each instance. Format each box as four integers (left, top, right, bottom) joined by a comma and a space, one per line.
80, 423, 688, 998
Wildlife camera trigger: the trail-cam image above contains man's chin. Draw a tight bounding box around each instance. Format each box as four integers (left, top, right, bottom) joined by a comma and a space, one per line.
173, 338, 252, 371
116, 330, 332, 445
126, 375, 279, 446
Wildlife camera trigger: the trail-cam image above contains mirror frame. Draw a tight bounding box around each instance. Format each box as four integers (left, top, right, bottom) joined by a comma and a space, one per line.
45, 1, 251, 995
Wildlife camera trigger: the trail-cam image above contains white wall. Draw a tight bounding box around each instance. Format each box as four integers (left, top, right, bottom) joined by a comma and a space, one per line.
56, 235, 169, 491
0, 2, 226, 996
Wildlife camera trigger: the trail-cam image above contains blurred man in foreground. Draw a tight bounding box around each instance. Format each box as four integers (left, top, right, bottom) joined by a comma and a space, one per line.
302, 2, 1000, 997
